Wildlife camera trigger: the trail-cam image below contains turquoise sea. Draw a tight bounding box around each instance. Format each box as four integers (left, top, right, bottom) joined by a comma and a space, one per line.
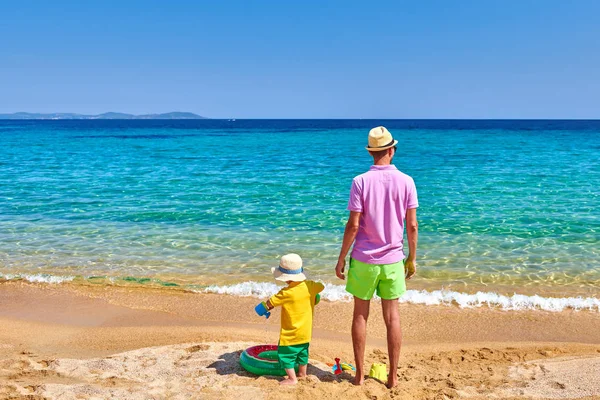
1, 120, 598, 310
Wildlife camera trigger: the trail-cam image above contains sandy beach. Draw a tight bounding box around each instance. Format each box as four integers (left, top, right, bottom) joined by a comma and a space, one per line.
1, 281, 599, 399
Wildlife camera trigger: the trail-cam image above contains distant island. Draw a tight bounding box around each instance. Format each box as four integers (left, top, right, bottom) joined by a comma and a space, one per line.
0, 112, 206, 120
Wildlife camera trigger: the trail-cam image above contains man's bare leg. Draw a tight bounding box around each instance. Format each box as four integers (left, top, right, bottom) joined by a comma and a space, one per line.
382, 298, 401, 388
351, 297, 370, 385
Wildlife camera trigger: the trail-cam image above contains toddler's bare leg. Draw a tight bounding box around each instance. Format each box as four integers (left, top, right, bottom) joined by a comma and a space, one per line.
280, 368, 298, 385
297, 364, 308, 378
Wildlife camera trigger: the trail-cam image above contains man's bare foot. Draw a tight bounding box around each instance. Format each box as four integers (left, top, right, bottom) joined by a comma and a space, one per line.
297, 373, 307, 379
280, 378, 298, 385
353, 375, 365, 386
386, 377, 398, 389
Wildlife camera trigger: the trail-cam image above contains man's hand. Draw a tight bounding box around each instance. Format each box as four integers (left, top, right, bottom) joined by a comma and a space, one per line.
404, 259, 417, 280
335, 259, 346, 280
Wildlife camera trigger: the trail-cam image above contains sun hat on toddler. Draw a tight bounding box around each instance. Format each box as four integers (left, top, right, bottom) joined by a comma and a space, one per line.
271, 253, 307, 282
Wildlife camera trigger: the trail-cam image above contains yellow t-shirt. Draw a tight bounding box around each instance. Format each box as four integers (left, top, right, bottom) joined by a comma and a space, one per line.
269, 280, 325, 346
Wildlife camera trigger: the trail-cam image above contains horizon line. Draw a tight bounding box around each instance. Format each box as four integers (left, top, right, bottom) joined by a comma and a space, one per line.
2, 117, 600, 121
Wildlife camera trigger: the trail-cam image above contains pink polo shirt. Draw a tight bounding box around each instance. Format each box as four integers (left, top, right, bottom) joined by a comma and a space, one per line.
347, 165, 419, 264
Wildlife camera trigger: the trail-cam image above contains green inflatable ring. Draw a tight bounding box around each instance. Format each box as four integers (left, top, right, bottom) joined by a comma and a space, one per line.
239, 345, 298, 376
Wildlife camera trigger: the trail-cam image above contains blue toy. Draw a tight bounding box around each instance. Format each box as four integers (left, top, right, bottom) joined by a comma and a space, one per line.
254, 301, 271, 319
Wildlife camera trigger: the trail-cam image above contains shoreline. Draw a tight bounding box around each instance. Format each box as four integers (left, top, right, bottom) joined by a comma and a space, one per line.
3, 265, 600, 299
1, 281, 600, 399
1, 273, 599, 313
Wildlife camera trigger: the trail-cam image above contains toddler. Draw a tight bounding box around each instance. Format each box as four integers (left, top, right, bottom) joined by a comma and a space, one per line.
255, 253, 324, 385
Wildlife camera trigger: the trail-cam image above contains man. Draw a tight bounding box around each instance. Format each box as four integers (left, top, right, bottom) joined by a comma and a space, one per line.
335, 126, 419, 388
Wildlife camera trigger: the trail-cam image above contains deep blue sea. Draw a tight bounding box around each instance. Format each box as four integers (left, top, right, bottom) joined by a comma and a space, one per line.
1, 120, 598, 310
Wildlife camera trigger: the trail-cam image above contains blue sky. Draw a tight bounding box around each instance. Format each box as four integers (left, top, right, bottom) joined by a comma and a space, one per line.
1, 1, 599, 118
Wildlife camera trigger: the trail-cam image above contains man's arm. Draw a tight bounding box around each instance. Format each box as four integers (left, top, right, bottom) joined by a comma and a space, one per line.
335, 211, 361, 280
404, 208, 418, 280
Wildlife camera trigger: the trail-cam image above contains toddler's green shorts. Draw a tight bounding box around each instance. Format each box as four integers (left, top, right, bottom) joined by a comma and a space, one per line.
277, 342, 309, 369
346, 258, 406, 300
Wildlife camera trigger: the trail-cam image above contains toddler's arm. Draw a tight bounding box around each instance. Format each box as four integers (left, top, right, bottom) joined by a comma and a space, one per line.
314, 281, 325, 293
309, 281, 325, 305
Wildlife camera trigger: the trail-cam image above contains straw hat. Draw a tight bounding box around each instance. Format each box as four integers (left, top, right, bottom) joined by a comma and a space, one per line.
365, 126, 398, 151
271, 253, 307, 282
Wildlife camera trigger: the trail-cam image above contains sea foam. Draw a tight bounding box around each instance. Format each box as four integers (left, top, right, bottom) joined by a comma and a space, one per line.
202, 281, 600, 312
2, 272, 597, 312
0, 273, 76, 284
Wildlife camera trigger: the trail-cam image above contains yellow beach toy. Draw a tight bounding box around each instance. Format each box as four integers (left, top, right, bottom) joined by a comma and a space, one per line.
369, 363, 388, 381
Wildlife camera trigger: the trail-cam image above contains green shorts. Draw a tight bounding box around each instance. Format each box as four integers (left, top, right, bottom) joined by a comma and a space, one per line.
277, 343, 309, 369
346, 258, 406, 300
